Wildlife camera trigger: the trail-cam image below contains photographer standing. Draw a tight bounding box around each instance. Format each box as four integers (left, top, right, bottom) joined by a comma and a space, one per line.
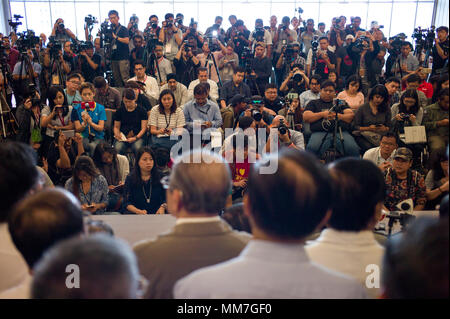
250, 43, 272, 96
173, 42, 201, 87
15, 91, 43, 152
432, 26, 449, 76
108, 10, 130, 87
196, 41, 225, 84
12, 49, 41, 105
205, 16, 227, 44
78, 42, 101, 83
129, 35, 145, 77
230, 20, 251, 58
159, 13, 183, 63
50, 18, 76, 43
152, 43, 173, 85
390, 41, 419, 78
249, 19, 272, 58
299, 19, 321, 55
328, 16, 346, 50
306, 36, 336, 80
345, 17, 365, 37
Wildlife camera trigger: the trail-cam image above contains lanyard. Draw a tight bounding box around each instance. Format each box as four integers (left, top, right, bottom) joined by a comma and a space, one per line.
57, 112, 65, 126
163, 112, 172, 129
195, 104, 211, 116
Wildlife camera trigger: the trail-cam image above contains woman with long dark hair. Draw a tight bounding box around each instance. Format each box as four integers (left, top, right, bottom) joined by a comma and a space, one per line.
15, 91, 43, 153
391, 89, 423, 128
425, 148, 449, 210
41, 86, 74, 146
93, 142, 129, 211
65, 156, 108, 214
431, 74, 449, 103
122, 147, 166, 214
353, 84, 391, 152
148, 89, 185, 150
277, 96, 303, 131
337, 75, 365, 111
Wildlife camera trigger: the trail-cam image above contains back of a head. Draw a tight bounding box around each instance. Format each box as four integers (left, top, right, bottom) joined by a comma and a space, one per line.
8, 188, 84, 269
171, 150, 231, 215
31, 234, 140, 299
382, 217, 449, 298
0, 142, 39, 223
247, 149, 332, 240
328, 158, 386, 232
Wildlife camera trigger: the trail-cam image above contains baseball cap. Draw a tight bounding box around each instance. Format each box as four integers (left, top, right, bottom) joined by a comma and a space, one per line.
345, 34, 354, 40
393, 147, 413, 161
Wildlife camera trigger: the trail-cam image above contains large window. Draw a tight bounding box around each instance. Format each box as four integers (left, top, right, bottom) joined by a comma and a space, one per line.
7, 0, 435, 39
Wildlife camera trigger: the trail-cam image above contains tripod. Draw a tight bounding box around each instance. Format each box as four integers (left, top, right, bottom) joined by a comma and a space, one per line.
318, 102, 346, 163
144, 43, 162, 84
0, 89, 18, 139
12, 50, 36, 106
205, 51, 222, 87
49, 54, 66, 86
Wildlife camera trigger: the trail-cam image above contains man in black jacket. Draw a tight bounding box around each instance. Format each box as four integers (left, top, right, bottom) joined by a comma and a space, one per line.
250, 42, 272, 95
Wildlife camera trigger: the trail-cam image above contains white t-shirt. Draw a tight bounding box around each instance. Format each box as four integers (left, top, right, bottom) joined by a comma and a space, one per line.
41, 105, 73, 137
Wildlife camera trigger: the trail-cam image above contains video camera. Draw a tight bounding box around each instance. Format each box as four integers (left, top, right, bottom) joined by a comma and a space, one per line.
240, 47, 254, 73
46, 36, 64, 59
15, 30, 40, 53
85, 14, 98, 27
412, 26, 435, 51
99, 19, 114, 46
388, 34, 405, 57
354, 36, 370, 52
8, 14, 23, 33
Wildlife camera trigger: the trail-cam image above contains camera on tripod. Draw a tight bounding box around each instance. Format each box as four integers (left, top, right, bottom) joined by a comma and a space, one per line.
99, 19, 114, 46
72, 41, 91, 54
8, 14, 23, 33
16, 30, 40, 53
412, 26, 435, 51
388, 34, 404, 57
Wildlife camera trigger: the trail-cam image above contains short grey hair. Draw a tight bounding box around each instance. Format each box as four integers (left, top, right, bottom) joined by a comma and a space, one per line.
171, 150, 232, 214
31, 234, 140, 299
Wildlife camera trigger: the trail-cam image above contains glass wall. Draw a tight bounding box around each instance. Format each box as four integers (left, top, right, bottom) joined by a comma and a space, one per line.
8, 0, 435, 40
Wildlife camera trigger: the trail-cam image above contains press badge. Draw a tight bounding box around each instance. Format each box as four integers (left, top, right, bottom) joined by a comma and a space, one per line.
112, 44, 117, 51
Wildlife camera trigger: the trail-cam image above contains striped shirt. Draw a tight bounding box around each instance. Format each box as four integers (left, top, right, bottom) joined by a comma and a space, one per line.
149, 105, 185, 137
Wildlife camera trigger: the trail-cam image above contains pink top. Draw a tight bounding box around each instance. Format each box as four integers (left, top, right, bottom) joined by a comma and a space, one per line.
337, 91, 365, 110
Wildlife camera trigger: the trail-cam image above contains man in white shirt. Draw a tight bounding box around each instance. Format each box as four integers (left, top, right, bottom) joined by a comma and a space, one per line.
128, 59, 160, 101
306, 158, 386, 298
174, 150, 367, 299
363, 132, 398, 172
187, 67, 219, 103
133, 150, 249, 299
160, 73, 189, 108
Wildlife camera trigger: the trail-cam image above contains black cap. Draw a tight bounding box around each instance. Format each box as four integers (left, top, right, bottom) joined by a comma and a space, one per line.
229, 94, 246, 106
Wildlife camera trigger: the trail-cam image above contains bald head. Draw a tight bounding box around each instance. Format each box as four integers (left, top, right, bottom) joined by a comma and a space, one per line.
8, 188, 84, 268
169, 151, 232, 215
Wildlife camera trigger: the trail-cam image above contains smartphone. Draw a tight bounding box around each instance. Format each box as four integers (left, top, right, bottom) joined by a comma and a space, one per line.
62, 130, 75, 138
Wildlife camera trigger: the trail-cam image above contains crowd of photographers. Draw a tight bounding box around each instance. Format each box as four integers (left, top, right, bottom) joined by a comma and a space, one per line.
0, 10, 448, 210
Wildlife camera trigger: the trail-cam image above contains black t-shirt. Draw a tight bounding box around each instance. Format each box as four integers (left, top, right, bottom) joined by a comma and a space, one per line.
80, 53, 102, 83
432, 39, 449, 72
173, 57, 200, 87
47, 142, 77, 186
315, 50, 336, 80
63, 52, 77, 72
305, 98, 351, 132
113, 106, 147, 136
336, 46, 355, 76
264, 97, 284, 113
111, 24, 130, 61
286, 80, 307, 96
137, 94, 152, 113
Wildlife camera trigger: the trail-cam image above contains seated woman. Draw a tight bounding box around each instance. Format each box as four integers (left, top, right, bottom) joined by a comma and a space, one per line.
391, 89, 423, 127
277, 95, 303, 131
113, 88, 147, 156
353, 84, 391, 153
93, 142, 130, 211
46, 130, 85, 186
328, 70, 343, 92
71, 82, 107, 156
148, 89, 185, 150
65, 156, 109, 214
122, 147, 166, 214
41, 86, 74, 153
337, 75, 365, 111
425, 148, 449, 210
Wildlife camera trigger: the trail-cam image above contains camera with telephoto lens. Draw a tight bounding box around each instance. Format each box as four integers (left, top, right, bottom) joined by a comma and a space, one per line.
72, 40, 91, 54
15, 30, 40, 53
253, 27, 265, 42
251, 109, 262, 122
99, 19, 114, 46
311, 35, 320, 51
129, 14, 139, 30
183, 40, 193, 52
354, 36, 370, 52
388, 34, 404, 57
278, 118, 288, 135
166, 19, 173, 28
330, 98, 347, 113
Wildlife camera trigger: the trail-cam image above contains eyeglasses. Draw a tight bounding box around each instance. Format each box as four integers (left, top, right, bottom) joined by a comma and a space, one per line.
69, 81, 81, 86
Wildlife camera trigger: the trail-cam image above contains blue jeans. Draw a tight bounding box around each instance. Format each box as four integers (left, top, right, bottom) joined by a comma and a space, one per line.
83, 138, 103, 157
114, 139, 145, 155
150, 135, 179, 151
306, 131, 360, 158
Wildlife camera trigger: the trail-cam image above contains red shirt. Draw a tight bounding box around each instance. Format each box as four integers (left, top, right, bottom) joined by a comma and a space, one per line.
7, 49, 19, 72
230, 161, 251, 182
418, 81, 434, 98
